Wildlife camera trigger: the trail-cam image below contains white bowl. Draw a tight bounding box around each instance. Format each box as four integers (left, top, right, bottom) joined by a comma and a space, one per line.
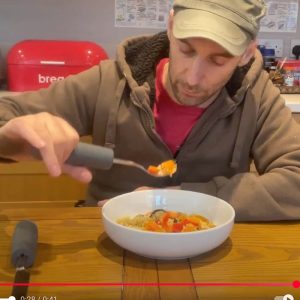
102, 189, 235, 260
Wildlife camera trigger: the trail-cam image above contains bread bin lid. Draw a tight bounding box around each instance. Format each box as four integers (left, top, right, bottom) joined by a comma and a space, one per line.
7, 40, 108, 66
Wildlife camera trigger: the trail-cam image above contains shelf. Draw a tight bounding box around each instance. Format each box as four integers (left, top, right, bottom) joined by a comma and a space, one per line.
281, 93, 300, 113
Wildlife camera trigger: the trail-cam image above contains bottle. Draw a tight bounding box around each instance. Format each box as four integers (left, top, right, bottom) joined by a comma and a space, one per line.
261, 48, 276, 72
294, 67, 300, 86
284, 67, 295, 87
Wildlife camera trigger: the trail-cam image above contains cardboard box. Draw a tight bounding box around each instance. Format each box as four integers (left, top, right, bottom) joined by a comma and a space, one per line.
7, 40, 108, 92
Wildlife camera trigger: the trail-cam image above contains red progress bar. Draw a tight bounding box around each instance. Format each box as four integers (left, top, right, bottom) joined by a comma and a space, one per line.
0, 281, 299, 288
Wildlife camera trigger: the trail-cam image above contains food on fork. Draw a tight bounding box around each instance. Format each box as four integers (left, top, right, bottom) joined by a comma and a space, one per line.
147, 160, 177, 177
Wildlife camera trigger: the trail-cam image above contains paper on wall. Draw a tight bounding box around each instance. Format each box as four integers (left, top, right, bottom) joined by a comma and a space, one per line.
260, 0, 298, 32
115, 0, 173, 29
115, 0, 298, 33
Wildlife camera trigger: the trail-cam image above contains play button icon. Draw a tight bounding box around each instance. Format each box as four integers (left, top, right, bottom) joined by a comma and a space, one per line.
274, 295, 294, 300
283, 295, 294, 300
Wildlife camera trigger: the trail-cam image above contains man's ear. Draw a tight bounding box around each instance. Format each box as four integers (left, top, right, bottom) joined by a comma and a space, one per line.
238, 40, 257, 66
167, 9, 174, 40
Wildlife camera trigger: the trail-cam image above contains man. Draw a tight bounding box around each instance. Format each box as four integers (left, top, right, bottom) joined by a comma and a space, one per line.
0, 0, 300, 221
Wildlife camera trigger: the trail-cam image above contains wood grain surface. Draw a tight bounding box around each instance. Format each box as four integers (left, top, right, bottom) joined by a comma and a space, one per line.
0, 208, 299, 299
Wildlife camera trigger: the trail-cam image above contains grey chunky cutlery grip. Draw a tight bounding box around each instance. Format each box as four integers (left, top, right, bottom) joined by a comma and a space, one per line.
66, 143, 114, 170
11, 220, 38, 268
31, 142, 114, 170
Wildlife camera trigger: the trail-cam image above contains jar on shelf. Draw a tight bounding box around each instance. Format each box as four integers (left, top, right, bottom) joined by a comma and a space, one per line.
284, 67, 295, 87
260, 47, 276, 72
294, 67, 300, 86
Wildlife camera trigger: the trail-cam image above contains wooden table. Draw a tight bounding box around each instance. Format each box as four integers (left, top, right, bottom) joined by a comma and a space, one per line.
0, 207, 300, 300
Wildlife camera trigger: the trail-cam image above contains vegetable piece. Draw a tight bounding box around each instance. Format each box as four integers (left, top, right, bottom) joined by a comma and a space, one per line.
144, 220, 162, 232
147, 165, 160, 175
147, 160, 177, 177
172, 222, 184, 232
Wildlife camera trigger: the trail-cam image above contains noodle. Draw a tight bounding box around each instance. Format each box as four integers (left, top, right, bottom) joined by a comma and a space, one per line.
117, 210, 215, 233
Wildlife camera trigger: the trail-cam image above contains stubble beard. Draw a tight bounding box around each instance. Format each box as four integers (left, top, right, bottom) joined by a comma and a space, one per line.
167, 63, 215, 107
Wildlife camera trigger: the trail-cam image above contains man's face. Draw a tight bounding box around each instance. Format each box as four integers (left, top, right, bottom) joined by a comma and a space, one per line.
167, 32, 246, 106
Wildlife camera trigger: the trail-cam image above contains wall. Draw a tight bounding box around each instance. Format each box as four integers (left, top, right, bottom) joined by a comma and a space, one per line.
0, 0, 159, 59
0, 0, 159, 85
0, 0, 300, 74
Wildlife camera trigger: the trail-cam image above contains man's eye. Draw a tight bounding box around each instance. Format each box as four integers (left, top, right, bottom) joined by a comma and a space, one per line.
180, 47, 194, 55
211, 57, 229, 66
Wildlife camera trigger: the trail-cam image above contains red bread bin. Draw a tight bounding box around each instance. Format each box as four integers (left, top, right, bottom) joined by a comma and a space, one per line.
7, 40, 108, 92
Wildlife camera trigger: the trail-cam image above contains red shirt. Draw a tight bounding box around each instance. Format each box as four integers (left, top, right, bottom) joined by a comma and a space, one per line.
154, 58, 206, 155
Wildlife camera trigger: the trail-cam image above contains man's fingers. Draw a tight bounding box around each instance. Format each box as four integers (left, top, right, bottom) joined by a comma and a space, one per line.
62, 164, 93, 183
15, 124, 46, 149
0, 121, 54, 163
39, 143, 62, 177
98, 199, 108, 207
135, 186, 153, 191
43, 117, 79, 165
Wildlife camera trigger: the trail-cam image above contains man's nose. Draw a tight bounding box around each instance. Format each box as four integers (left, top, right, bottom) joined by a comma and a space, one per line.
186, 57, 205, 86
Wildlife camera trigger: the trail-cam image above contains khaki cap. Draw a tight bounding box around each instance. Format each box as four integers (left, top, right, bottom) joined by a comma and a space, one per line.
173, 0, 266, 56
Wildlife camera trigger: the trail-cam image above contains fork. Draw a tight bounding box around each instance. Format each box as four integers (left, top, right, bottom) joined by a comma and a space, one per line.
32, 142, 168, 177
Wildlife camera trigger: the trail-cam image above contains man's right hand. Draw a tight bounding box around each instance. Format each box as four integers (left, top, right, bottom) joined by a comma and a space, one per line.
0, 112, 92, 183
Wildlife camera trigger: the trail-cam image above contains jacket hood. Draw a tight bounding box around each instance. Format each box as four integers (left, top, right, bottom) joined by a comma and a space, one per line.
116, 31, 264, 107
114, 32, 266, 172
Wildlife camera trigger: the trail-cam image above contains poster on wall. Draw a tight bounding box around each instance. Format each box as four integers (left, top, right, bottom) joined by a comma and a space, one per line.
260, 0, 298, 32
115, 0, 173, 29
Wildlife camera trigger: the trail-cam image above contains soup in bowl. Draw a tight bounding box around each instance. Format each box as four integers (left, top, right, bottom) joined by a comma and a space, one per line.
102, 189, 235, 260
